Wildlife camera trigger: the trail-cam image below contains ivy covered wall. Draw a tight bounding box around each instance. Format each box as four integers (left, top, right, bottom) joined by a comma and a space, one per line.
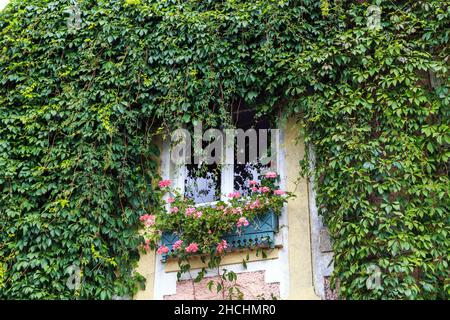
0, 0, 448, 299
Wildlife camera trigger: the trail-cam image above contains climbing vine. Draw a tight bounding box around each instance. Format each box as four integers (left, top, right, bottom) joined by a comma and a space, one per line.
0, 0, 448, 299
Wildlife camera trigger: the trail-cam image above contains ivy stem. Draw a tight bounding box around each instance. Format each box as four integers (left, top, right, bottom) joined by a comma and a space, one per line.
217, 266, 226, 300
187, 270, 197, 300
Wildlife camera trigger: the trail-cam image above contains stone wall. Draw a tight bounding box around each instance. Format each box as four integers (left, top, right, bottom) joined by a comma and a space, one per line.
308, 145, 335, 300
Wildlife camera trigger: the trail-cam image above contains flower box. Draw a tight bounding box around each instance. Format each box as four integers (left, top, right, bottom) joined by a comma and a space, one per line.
160, 210, 279, 262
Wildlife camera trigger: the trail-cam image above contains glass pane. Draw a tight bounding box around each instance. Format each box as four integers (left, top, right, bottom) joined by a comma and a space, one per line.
184, 163, 221, 204
232, 108, 272, 195
234, 162, 267, 196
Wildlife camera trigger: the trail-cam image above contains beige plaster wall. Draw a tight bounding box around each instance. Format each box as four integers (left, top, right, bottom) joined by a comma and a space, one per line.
134, 250, 156, 300
284, 118, 319, 299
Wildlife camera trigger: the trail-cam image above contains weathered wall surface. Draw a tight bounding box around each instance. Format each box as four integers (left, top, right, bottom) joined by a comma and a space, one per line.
308, 146, 336, 300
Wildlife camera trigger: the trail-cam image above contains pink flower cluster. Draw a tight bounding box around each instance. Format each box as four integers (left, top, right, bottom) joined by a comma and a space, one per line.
249, 185, 272, 193
170, 206, 179, 213
216, 240, 228, 254
265, 171, 277, 178
185, 207, 196, 216
249, 180, 259, 192
144, 239, 151, 252
158, 179, 172, 188
185, 243, 199, 253
237, 217, 249, 228
172, 240, 183, 251
166, 197, 175, 204
231, 207, 243, 215
228, 191, 241, 199
274, 189, 285, 196
139, 214, 156, 226
157, 245, 169, 255
195, 211, 203, 218
246, 198, 261, 210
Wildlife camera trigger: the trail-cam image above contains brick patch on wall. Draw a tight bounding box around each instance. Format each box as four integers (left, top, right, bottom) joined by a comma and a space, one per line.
164, 270, 280, 300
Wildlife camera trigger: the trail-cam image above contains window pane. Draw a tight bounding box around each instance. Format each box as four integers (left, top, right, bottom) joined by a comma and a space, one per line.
184, 164, 221, 204
233, 108, 272, 195
234, 162, 267, 196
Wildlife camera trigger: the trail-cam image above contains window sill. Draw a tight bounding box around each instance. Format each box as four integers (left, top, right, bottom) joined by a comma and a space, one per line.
163, 246, 282, 273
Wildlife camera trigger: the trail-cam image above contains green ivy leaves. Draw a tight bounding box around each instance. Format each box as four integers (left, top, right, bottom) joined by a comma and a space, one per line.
0, 0, 448, 300
295, 1, 449, 300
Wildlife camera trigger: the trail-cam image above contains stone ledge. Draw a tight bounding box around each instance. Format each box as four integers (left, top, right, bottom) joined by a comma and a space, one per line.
164, 246, 281, 273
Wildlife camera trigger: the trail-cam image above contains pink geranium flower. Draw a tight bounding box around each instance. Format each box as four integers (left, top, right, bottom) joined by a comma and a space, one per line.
265, 171, 277, 178
248, 180, 258, 186
170, 206, 179, 213
158, 179, 172, 188
139, 214, 156, 226
144, 239, 151, 252
231, 207, 243, 215
237, 217, 249, 228
249, 198, 261, 210
251, 187, 258, 192
195, 211, 203, 218
157, 245, 169, 255
166, 197, 175, 204
259, 186, 270, 193
274, 189, 285, 196
216, 240, 228, 254
228, 191, 241, 199
172, 240, 183, 251
185, 243, 199, 253
185, 207, 196, 216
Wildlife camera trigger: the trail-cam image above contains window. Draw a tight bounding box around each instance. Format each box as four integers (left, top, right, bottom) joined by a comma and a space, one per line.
161, 109, 283, 259
174, 108, 279, 203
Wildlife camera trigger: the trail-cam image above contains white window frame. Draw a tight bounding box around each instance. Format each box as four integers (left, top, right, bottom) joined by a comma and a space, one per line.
165, 128, 281, 206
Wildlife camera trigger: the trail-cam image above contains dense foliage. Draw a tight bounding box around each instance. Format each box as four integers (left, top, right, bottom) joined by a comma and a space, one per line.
296, 1, 449, 299
0, 0, 448, 299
